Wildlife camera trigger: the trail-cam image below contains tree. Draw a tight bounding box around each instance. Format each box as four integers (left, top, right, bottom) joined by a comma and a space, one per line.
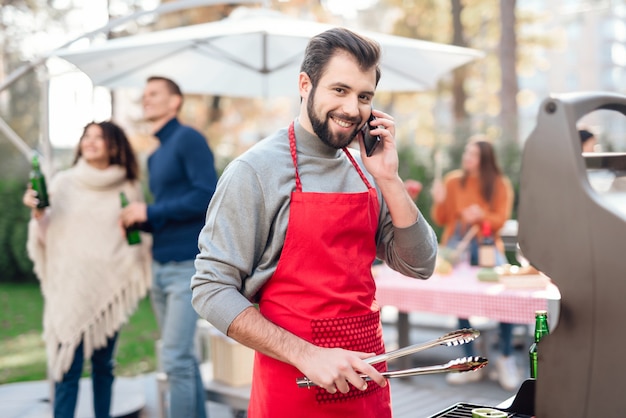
499, 0, 518, 144
449, 0, 471, 166
0, 0, 70, 179
0, 179, 36, 282
451, 0, 469, 124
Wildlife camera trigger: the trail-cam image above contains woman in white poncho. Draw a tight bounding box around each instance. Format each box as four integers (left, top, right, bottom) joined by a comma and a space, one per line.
23, 121, 151, 418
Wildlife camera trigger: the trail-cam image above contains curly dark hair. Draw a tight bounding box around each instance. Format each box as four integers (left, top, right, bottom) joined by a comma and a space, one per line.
73, 121, 139, 181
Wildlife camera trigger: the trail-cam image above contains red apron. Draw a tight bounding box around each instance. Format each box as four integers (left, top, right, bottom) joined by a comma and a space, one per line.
247, 122, 391, 418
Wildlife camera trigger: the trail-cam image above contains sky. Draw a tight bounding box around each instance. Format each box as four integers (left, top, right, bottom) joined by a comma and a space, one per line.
46, 0, 112, 148
44, 0, 378, 148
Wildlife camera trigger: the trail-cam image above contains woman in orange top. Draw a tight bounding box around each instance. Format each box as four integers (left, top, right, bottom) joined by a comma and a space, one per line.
431, 136, 520, 391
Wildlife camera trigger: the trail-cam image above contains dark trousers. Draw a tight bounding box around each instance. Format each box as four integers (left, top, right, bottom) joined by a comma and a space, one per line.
54, 333, 118, 418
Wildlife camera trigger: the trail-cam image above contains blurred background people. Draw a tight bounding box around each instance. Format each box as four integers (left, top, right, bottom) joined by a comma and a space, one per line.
430, 135, 520, 391
120, 76, 217, 418
23, 121, 151, 418
579, 128, 598, 153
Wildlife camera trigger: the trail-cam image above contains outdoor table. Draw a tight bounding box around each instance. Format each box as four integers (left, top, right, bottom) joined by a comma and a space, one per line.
373, 262, 561, 369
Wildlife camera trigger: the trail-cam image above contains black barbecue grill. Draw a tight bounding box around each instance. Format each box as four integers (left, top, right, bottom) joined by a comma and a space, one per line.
429, 378, 536, 418
430, 91, 626, 418
430, 403, 531, 418
519, 92, 626, 417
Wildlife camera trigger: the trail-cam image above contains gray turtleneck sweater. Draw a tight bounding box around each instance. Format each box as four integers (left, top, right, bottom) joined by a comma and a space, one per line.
191, 119, 438, 334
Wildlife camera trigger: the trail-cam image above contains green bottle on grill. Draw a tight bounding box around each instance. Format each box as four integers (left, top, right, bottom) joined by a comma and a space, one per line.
529, 310, 549, 379
119, 192, 141, 245
30, 154, 50, 208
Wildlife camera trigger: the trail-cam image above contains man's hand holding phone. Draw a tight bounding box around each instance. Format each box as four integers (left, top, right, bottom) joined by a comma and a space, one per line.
358, 109, 400, 181
359, 109, 418, 227
361, 112, 382, 157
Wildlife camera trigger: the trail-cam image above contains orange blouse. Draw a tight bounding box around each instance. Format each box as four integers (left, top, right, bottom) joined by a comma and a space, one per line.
431, 169, 513, 252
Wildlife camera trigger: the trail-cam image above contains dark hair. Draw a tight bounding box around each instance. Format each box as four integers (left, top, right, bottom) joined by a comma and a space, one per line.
147, 76, 184, 110
147, 76, 182, 96
73, 121, 140, 181
579, 129, 594, 144
300, 27, 381, 88
461, 137, 502, 204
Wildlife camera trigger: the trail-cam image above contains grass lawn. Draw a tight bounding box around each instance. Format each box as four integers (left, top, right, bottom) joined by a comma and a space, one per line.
0, 283, 159, 385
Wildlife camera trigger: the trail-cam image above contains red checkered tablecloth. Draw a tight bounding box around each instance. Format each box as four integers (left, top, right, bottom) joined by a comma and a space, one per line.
373, 263, 561, 324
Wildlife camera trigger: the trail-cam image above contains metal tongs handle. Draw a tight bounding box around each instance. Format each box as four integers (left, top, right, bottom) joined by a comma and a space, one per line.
295, 328, 480, 389
365, 328, 480, 365
296, 356, 488, 388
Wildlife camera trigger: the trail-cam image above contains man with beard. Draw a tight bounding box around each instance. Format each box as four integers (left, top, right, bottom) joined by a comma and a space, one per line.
191, 27, 437, 418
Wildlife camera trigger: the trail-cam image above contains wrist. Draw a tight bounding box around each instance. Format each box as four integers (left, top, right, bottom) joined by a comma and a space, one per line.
375, 174, 404, 190
32, 208, 45, 220
289, 340, 320, 371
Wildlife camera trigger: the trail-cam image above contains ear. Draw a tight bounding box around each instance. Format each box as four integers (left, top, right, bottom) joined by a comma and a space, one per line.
298, 72, 312, 99
170, 94, 183, 113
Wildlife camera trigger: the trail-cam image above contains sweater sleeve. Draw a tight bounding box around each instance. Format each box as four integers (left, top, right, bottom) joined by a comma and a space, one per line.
376, 209, 438, 280
347, 150, 437, 281
26, 172, 63, 286
27, 218, 47, 285
191, 160, 268, 334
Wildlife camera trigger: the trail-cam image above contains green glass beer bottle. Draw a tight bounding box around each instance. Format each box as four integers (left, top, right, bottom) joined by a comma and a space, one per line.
529, 310, 549, 379
119, 192, 141, 245
30, 154, 50, 208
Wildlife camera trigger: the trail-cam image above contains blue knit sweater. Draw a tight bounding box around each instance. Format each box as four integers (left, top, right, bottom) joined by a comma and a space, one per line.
147, 118, 217, 263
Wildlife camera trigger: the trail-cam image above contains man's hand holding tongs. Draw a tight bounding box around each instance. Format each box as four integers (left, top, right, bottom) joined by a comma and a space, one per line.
296, 329, 484, 389
294, 346, 387, 393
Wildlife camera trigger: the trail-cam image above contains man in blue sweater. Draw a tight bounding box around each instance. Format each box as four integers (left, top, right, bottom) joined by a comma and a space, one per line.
121, 76, 216, 418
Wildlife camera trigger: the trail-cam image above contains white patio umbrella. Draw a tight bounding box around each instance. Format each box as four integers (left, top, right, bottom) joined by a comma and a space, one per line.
53, 7, 484, 98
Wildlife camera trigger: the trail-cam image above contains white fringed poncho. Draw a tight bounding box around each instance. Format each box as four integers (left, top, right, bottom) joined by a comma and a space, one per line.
27, 158, 152, 381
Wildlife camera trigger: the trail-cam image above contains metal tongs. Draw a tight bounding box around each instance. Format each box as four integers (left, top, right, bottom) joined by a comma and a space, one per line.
363, 328, 479, 365
296, 328, 486, 388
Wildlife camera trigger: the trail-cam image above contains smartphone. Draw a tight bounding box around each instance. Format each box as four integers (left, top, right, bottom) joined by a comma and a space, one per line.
361, 113, 381, 157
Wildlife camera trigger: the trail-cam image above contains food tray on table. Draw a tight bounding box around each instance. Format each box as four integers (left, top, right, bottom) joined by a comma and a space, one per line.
499, 273, 551, 289
494, 265, 551, 289
428, 402, 533, 418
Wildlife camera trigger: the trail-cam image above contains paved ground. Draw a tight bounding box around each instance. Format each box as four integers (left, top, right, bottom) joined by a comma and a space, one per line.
0, 312, 532, 418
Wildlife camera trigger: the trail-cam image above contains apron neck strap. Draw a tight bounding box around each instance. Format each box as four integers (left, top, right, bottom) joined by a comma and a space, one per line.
288, 121, 374, 192
288, 121, 303, 192
342, 145, 374, 189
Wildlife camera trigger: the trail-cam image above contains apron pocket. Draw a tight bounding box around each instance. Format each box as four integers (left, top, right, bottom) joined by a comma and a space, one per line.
310, 310, 386, 404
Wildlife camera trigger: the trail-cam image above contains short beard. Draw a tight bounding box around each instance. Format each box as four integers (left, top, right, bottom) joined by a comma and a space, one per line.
307, 86, 359, 149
